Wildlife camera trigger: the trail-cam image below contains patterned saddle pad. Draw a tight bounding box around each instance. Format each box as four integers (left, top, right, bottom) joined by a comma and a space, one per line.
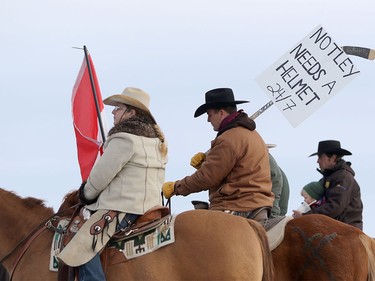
109, 214, 176, 260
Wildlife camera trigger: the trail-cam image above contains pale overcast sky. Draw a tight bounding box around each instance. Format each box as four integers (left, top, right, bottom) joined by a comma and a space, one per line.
1, 0, 374, 235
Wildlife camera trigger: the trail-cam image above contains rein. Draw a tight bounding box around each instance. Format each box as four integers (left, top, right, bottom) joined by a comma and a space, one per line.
161, 191, 171, 211
8, 226, 48, 280
0, 203, 79, 280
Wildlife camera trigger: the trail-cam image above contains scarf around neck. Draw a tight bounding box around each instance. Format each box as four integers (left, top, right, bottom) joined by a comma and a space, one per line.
217, 110, 256, 136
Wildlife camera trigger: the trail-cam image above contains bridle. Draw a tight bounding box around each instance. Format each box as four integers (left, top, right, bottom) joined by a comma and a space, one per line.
0, 204, 78, 280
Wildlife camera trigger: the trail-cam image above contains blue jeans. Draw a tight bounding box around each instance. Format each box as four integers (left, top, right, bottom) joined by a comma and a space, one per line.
78, 213, 139, 281
116, 213, 139, 231
79, 253, 105, 281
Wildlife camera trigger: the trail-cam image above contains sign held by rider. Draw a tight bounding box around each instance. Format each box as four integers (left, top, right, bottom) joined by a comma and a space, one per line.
256, 25, 360, 127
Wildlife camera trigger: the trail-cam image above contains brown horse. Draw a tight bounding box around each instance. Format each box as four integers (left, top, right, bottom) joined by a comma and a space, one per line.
0, 188, 273, 281
272, 214, 375, 281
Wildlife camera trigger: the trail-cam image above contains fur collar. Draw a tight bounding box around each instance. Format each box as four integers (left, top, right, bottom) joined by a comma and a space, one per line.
108, 115, 157, 138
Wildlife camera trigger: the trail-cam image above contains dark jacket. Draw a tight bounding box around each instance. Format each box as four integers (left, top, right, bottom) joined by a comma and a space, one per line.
269, 153, 290, 217
278, 168, 290, 216
308, 160, 363, 230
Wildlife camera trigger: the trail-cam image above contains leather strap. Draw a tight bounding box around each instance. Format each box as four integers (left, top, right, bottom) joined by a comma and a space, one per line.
90, 210, 118, 235
9, 226, 47, 281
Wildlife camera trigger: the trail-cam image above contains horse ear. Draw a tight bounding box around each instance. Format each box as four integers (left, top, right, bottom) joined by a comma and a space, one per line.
57, 189, 80, 215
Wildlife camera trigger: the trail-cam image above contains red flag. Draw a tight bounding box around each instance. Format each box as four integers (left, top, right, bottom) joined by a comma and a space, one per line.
72, 51, 107, 181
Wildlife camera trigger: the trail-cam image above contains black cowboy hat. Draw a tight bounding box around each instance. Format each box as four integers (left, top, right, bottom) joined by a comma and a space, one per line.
194, 88, 249, 117
309, 140, 352, 157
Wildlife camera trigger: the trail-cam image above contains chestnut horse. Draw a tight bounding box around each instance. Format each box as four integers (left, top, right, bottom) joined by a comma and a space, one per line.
0, 188, 273, 281
272, 214, 375, 281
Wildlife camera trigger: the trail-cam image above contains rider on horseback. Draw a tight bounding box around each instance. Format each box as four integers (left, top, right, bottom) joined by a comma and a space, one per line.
293, 140, 363, 230
162, 88, 274, 225
57, 87, 168, 281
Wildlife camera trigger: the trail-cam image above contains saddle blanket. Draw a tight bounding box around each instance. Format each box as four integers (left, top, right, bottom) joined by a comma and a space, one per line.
50, 218, 70, 271
266, 216, 293, 251
113, 214, 176, 260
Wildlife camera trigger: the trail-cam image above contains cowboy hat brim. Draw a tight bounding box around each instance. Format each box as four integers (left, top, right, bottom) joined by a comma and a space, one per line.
104, 94, 157, 123
266, 144, 277, 149
194, 100, 249, 118
104, 95, 150, 114
309, 148, 352, 157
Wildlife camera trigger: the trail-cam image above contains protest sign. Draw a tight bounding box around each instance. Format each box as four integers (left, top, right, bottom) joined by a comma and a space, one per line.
256, 25, 360, 127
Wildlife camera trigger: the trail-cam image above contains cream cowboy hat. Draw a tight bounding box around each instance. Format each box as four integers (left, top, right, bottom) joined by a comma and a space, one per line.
104, 87, 154, 119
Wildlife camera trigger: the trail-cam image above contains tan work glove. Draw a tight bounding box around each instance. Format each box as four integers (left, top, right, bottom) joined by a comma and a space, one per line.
190, 152, 206, 169
162, 182, 176, 199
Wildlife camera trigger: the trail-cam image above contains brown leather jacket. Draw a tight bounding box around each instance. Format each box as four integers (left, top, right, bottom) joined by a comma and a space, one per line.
175, 112, 274, 212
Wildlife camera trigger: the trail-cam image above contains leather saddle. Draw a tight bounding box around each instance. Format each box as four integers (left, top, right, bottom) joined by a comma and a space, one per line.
57, 205, 170, 281
112, 206, 170, 240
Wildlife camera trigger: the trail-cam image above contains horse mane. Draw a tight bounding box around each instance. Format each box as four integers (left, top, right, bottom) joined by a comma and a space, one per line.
23, 196, 49, 209
59, 189, 79, 208
0, 188, 54, 220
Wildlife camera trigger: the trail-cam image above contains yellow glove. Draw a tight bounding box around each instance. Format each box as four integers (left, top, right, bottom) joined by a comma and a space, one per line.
162, 182, 175, 199
190, 152, 206, 169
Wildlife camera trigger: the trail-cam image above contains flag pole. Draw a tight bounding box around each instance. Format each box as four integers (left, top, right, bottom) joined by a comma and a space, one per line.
83, 45, 106, 144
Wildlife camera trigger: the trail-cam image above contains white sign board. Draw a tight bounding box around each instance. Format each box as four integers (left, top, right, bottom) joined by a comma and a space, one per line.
256, 25, 360, 127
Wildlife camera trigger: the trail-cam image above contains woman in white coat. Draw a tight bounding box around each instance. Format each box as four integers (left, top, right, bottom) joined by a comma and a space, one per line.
58, 87, 168, 281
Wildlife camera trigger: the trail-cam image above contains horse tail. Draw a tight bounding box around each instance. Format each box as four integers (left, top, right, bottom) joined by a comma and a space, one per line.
359, 234, 375, 281
246, 220, 274, 281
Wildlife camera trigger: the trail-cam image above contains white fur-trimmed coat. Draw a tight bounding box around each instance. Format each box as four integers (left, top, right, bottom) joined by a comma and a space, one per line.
84, 132, 167, 214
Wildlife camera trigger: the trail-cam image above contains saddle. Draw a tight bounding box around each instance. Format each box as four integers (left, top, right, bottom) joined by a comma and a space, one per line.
190, 200, 290, 249
191, 200, 271, 225
57, 205, 170, 281
112, 206, 170, 239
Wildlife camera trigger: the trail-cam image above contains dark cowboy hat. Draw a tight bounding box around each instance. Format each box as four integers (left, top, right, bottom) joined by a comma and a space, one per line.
194, 88, 249, 117
309, 140, 352, 157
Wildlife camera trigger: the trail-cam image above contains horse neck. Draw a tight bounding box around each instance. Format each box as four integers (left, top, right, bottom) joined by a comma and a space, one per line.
0, 189, 53, 260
